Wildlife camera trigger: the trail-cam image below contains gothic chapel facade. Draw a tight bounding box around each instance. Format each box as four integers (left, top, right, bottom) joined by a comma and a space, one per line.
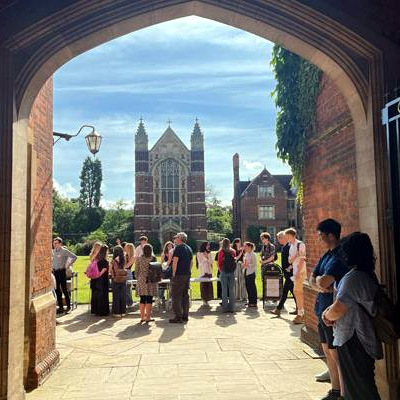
134, 119, 207, 244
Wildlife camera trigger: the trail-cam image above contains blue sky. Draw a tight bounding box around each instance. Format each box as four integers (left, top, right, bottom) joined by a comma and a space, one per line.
53, 16, 291, 207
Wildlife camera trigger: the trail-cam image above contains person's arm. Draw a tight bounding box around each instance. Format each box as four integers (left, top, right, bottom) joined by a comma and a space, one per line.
64, 248, 78, 263
217, 251, 223, 271
265, 244, 275, 264
172, 257, 179, 277
322, 300, 348, 326
189, 249, 193, 271
135, 258, 141, 278
110, 261, 115, 278
167, 249, 173, 265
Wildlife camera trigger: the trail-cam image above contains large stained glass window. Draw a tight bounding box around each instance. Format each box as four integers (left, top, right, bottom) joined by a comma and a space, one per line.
160, 159, 180, 205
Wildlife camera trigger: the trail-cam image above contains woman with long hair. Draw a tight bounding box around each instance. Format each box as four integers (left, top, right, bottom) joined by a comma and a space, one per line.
135, 244, 158, 323
110, 245, 127, 317
217, 238, 237, 313
242, 242, 258, 308
322, 232, 383, 400
124, 243, 135, 308
89, 241, 102, 261
197, 241, 213, 306
90, 245, 110, 316
232, 238, 246, 302
158, 241, 174, 308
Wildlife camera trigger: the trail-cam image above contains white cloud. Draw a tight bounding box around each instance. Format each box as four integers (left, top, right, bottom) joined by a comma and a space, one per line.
100, 199, 134, 210
243, 160, 263, 171
53, 179, 79, 198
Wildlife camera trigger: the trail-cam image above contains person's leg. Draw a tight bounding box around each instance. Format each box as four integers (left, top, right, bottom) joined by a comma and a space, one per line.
59, 269, 71, 310
54, 270, 64, 311
245, 274, 251, 304
171, 275, 184, 320
182, 275, 190, 320
220, 272, 228, 311
112, 282, 118, 315
126, 270, 133, 307
228, 272, 236, 311
251, 273, 257, 305
145, 296, 153, 321
293, 276, 304, 318
139, 296, 145, 320
120, 283, 127, 315
277, 274, 291, 310
322, 344, 340, 392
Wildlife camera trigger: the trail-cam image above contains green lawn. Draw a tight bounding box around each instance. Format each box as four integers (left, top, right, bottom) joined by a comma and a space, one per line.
73, 253, 283, 304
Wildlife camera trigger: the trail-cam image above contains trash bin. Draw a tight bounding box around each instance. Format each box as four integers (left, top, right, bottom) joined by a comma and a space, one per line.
262, 264, 283, 308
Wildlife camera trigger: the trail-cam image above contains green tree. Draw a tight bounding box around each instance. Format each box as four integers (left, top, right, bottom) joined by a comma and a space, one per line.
206, 205, 233, 237
53, 189, 81, 241
100, 200, 134, 244
79, 156, 103, 208
246, 225, 265, 248
74, 207, 105, 239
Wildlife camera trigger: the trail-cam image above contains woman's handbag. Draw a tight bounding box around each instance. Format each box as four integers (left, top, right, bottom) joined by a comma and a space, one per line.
147, 262, 163, 283
85, 260, 100, 279
113, 263, 128, 283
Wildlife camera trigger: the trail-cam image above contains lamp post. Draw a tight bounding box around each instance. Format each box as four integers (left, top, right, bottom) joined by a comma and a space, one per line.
53, 124, 102, 155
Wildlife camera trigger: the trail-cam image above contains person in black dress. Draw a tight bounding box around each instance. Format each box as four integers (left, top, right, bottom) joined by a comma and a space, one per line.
90, 245, 110, 316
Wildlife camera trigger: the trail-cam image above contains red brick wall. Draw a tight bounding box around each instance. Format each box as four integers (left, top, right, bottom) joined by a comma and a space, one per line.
27, 77, 58, 388
302, 74, 359, 337
29, 77, 53, 295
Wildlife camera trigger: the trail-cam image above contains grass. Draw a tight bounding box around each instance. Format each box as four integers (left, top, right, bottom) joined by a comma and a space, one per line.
73, 253, 283, 304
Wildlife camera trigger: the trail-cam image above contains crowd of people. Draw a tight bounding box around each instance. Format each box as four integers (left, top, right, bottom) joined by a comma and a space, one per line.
52, 220, 389, 399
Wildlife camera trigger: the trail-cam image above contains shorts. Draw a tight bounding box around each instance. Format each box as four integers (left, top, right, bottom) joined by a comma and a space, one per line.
317, 317, 336, 349
140, 295, 153, 304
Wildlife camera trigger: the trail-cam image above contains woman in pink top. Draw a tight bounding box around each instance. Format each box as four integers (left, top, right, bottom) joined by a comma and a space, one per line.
197, 241, 214, 306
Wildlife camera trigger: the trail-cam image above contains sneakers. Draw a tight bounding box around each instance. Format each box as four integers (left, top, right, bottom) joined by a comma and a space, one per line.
270, 308, 281, 316
315, 369, 331, 382
292, 314, 305, 324
320, 389, 341, 400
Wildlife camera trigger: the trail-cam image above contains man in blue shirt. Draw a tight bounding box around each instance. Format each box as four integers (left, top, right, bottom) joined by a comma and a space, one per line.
310, 219, 348, 400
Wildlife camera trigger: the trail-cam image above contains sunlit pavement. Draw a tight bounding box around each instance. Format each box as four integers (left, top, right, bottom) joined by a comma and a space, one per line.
26, 299, 330, 400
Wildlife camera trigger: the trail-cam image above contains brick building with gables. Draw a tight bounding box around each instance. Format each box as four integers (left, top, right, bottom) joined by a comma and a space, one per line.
232, 153, 302, 242
134, 119, 207, 244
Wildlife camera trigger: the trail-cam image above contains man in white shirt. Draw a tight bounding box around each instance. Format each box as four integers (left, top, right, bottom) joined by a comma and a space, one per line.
286, 228, 306, 324
135, 236, 148, 261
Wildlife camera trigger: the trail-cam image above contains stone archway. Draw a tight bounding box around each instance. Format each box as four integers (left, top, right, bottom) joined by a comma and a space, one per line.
1, 1, 399, 399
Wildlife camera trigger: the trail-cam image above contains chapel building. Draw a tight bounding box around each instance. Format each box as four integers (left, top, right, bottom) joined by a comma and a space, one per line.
134, 119, 207, 245
232, 153, 303, 241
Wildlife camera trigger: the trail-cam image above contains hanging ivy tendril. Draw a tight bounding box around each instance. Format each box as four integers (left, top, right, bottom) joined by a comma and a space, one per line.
270, 45, 322, 202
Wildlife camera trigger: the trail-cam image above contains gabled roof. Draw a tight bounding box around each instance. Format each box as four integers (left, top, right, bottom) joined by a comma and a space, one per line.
237, 170, 295, 198
150, 126, 189, 153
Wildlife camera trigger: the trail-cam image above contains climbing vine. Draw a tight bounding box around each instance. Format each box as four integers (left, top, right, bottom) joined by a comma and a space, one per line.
270, 45, 322, 202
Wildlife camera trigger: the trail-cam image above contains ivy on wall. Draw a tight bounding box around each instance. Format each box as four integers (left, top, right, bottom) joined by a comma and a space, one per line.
270, 45, 322, 201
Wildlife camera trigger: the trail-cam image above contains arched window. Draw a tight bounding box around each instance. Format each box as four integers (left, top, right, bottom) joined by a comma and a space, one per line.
160, 159, 180, 205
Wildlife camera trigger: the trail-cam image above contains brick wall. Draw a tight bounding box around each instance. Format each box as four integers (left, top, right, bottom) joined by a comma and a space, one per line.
302, 74, 359, 344
26, 77, 59, 388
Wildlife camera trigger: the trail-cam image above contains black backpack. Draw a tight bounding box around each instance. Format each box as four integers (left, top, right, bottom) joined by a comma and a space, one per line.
222, 250, 236, 273
362, 282, 400, 345
147, 262, 163, 283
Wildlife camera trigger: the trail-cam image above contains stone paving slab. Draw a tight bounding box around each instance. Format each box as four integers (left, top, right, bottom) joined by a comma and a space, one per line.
26, 300, 330, 400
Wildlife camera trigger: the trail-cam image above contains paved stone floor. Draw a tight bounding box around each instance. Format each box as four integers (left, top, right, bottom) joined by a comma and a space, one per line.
27, 300, 330, 400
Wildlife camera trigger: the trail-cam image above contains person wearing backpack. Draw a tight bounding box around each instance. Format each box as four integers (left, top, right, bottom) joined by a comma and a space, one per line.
217, 238, 237, 313
286, 228, 307, 324
135, 244, 158, 324
111, 245, 128, 317
322, 232, 383, 400
90, 245, 110, 316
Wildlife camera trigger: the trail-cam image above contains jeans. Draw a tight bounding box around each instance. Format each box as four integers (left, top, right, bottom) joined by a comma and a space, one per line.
245, 272, 257, 305
54, 268, 70, 310
171, 274, 190, 319
220, 271, 236, 312
277, 272, 296, 310
126, 269, 133, 306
